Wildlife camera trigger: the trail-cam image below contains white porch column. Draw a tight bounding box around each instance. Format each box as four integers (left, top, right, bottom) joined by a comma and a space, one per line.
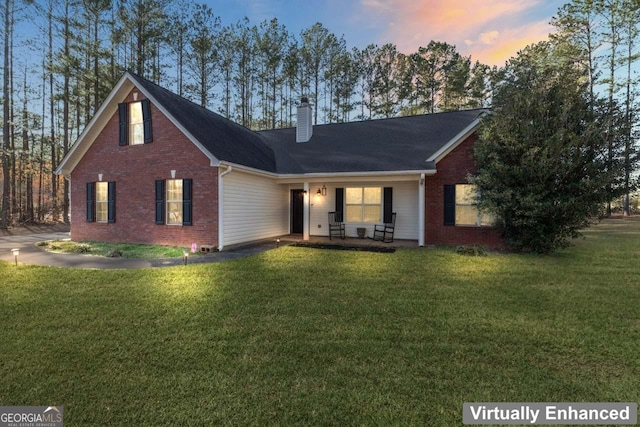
218, 166, 233, 251
303, 182, 310, 240
418, 173, 425, 247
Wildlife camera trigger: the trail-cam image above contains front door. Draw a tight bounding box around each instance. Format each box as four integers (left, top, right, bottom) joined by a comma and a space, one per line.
291, 190, 304, 234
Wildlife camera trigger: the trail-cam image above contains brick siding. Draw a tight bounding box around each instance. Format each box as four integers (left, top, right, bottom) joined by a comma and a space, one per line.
70, 89, 219, 248
425, 133, 504, 247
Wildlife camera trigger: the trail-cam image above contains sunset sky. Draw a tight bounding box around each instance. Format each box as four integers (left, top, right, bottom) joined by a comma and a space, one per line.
207, 0, 558, 66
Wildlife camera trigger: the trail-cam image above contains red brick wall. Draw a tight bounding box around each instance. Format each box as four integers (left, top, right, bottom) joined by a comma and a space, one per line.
70, 89, 219, 248
424, 133, 504, 247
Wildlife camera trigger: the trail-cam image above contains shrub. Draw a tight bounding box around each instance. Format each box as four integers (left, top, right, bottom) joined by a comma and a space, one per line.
455, 245, 487, 256
106, 249, 123, 258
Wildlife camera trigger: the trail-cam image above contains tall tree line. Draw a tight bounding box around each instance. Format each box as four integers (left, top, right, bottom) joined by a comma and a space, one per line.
552, 0, 640, 216
1, 0, 638, 227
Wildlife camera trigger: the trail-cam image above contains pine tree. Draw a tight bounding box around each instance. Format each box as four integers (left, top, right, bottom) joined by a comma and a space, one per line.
183, 3, 219, 108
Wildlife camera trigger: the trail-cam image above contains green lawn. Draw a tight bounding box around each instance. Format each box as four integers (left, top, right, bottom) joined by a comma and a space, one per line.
37, 239, 201, 258
1, 219, 639, 426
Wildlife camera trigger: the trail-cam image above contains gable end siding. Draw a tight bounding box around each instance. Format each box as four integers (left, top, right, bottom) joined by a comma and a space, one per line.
424, 133, 503, 247
70, 88, 218, 247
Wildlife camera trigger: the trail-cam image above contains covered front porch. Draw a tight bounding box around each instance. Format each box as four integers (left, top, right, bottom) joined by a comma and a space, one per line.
280, 173, 428, 246
279, 234, 420, 249
217, 165, 430, 251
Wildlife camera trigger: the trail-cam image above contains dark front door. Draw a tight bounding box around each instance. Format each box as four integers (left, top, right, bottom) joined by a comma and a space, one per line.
291, 190, 304, 234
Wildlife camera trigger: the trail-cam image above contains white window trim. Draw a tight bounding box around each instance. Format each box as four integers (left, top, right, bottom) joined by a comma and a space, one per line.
166, 179, 183, 226
129, 101, 144, 145
345, 187, 382, 224
95, 182, 108, 223
455, 184, 494, 227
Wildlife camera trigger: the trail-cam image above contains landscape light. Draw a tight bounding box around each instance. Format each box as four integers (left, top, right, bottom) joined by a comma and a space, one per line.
183, 250, 189, 266
11, 248, 19, 266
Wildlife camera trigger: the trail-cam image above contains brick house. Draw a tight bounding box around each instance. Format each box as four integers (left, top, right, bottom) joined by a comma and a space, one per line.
56, 72, 502, 250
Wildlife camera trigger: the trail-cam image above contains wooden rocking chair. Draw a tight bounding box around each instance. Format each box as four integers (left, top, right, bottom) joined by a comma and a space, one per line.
372, 212, 396, 243
328, 211, 345, 240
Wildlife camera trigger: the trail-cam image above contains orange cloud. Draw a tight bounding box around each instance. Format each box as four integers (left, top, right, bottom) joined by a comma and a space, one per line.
467, 21, 553, 66
359, 0, 552, 66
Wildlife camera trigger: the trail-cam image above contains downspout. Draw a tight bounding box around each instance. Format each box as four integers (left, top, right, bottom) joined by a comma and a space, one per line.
65, 176, 71, 226
418, 173, 425, 247
218, 165, 233, 251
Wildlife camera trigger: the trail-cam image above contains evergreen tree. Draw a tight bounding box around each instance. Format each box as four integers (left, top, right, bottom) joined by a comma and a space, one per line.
300, 22, 332, 124
183, 3, 219, 108
473, 41, 625, 253
371, 43, 401, 118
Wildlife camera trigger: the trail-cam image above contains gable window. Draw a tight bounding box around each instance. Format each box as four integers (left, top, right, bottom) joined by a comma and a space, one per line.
118, 99, 152, 146
86, 181, 115, 223
155, 179, 192, 226
129, 102, 144, 145
444, 184, 494, 226
345, 187, 381, 223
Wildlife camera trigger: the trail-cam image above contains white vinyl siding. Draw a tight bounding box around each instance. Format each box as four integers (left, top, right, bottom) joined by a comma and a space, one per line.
223, 171, 289, 246
309, 181, 419, 240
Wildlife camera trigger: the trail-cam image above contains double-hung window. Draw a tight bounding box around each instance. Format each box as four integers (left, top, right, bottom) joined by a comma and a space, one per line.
155, 179, 193, 226
95, 182, 109, 223
118, 99, 152, 146
128, 102, 144, 145
345, 187, 382, 223
86, 181, 115, 223
166, 179, 183, 225
444, 184, 494, 226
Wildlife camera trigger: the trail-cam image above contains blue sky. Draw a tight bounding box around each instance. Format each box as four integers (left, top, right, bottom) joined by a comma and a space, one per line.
205, 0, 559, 66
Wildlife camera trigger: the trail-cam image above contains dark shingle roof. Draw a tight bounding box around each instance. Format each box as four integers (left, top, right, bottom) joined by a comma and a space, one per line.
258, 109, 486, 173
129, 73, 277, 173
130, 73, 485, 174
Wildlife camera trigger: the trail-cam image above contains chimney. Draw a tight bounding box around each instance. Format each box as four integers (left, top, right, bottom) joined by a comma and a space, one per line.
296, 97, 313, 143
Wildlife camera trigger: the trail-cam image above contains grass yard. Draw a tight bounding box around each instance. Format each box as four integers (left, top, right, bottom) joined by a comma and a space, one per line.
37, 240, 201, 258
1, 219, 639, 426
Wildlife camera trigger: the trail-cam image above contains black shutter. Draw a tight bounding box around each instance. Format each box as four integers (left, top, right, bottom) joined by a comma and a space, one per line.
86, 182, 95, 222
182, 178, 192, 226
142, 99, 153, 143
108, 182, 116, 223
118, 103, 127, 146
383, 187, 393, 224
155, 180, 165, 225
335, 188, 344, 222
444, 184, 456, 226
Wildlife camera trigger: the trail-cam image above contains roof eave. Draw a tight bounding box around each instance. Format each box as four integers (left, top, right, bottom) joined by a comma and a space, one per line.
55, 72, 221, 177
425, 114, 485, 164
56, 74, 134, 176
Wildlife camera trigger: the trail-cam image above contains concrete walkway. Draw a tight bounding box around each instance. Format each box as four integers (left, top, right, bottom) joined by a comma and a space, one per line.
0, 230, 281, 270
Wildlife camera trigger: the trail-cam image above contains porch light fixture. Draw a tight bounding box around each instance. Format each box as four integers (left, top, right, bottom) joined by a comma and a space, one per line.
183, 250, 189, 266
171, 170, 176, 179
98, 173, 103, 182
11, 248, 19, 266
321, 185, 327, 196
316, 188, 322, 196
